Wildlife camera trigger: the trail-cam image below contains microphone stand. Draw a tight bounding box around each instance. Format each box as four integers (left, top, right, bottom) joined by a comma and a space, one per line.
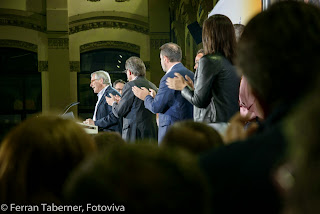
62, 102, 80, 115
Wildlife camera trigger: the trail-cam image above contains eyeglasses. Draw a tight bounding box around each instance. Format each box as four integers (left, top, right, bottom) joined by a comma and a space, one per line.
90, 79, 99, 84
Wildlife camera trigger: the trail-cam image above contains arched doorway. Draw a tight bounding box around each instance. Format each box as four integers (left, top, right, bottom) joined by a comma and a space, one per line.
0, 47, 41, 139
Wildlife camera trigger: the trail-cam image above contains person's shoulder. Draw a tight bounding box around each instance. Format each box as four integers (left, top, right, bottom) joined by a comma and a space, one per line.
179, 68, 194, 79
148, 81, 158, 90
200, 53, 228, 70
171, 63, 193, 74
127, 79, 137, 86
198, 138, 255, 174
108, 86, 120, 93
185, 68, 194, 76
108, 86, 115, 91
121, 80, 135, 92
146, 78, 155, 86
136, 76, 149, 85
200, 123, 286, 168
201, 53, 223, 62
213, 53, 234, 66
134, 77, 154, 88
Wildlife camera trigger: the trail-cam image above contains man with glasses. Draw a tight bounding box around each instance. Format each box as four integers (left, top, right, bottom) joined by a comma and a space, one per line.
84, 70, 121, 133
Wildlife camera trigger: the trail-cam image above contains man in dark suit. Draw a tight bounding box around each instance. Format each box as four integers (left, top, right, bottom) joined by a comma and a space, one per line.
132, 43, 194, 143
84, 70, 121, 133
106, 56, 158, 142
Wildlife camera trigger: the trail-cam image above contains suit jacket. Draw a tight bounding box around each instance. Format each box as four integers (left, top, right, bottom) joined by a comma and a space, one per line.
112, 76, 158, 142
144, 63, 194, 143
94, 86, 122, 133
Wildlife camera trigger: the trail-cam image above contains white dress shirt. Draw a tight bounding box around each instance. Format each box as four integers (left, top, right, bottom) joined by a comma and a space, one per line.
93, 86, 108, 121
166, 62, 179, 74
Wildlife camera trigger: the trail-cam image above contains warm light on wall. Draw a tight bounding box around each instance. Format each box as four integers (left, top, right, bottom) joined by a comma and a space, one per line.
208, 0, 261, 25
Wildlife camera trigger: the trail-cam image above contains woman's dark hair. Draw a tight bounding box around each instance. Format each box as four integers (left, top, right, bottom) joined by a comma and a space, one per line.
202, 14, 236, 64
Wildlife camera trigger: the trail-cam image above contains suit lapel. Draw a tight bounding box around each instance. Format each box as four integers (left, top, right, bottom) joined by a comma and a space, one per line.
96, 87, 109, 113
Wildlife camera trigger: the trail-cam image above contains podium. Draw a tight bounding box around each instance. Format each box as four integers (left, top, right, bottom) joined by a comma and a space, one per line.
77, 122, 98, 134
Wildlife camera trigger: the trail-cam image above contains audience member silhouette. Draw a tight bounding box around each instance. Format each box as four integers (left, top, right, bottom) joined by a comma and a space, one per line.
198, 2, 320, 214
161, 120, 223, 155
0, 114, 97, 203
279, 75, 320, 214
63, 144, 211, 214
93, 131, 126, 150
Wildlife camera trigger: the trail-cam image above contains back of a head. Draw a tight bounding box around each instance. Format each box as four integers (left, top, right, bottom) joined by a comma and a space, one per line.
202, 14, 236, 63
0, 114, 96, 203
161, 121, 223, 155
237, 1, 320, 112
233, 24, 245, 42
125, 56, 146, 77
93, 132, 126, 150
159, 42, 182, 62
63, 144, 211, 214
197, 48, 205, 55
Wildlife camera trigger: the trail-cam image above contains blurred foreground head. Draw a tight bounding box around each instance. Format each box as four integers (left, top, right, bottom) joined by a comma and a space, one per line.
282, 75, 320, 214
161, 120, 223, 155
237, 1, 320, 116
93, 131, 126, 150
0, 114, 96, 203
64, 144, 211, 214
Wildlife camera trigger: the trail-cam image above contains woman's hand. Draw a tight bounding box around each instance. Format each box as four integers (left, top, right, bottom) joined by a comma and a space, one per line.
185, 75, 194, 90
166, 73, 188, 91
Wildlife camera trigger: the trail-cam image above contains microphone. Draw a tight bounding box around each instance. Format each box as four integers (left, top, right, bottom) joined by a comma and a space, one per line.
62, 102, 80, 115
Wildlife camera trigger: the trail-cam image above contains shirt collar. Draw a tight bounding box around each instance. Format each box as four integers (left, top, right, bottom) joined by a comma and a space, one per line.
166, 62, 180, 74
97, 85, 108, 97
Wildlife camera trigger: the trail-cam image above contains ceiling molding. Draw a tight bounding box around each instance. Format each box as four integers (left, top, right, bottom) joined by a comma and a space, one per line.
0, 39, 38, 52
80, 40, 140, 54
69, 15, 148, 35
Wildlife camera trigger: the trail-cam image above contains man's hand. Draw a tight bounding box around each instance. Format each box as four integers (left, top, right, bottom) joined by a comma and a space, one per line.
132, 86, 150, 101
223, 112, 259, 144
105, 93, 117, 106
114, 94, 121, 103
83, 118, 94, 125
166, 72, 188, 91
